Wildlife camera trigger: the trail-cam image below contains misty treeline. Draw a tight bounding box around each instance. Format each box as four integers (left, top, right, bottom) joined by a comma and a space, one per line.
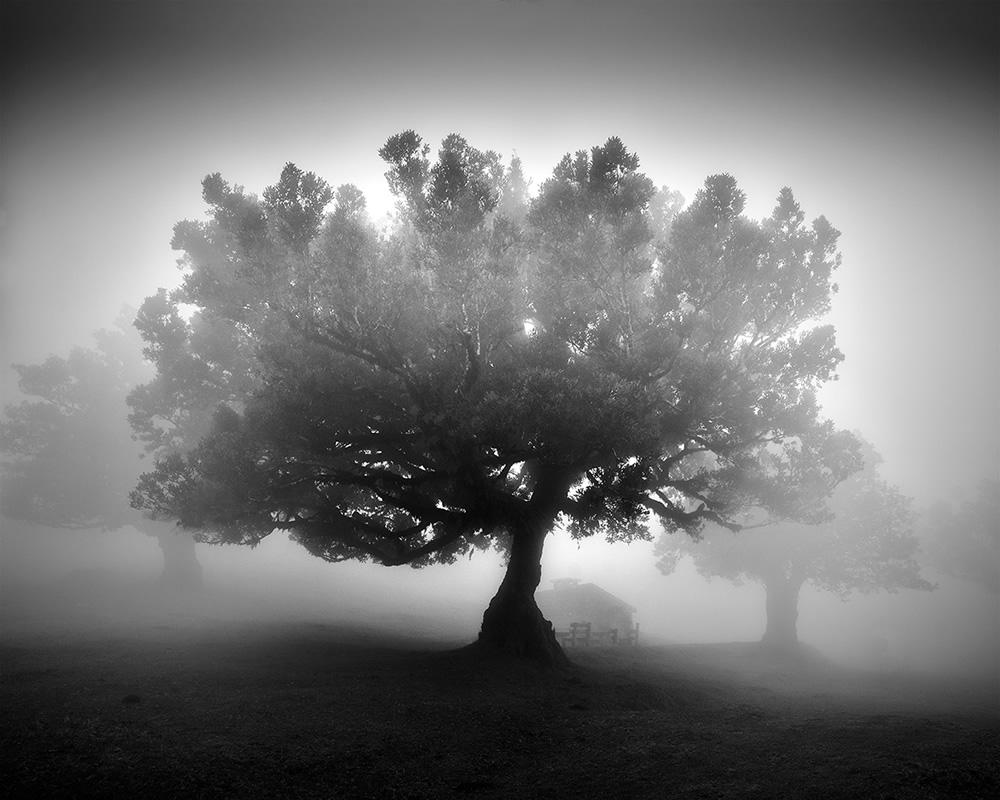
4, 132, 989, 665
0, 310, 203, 589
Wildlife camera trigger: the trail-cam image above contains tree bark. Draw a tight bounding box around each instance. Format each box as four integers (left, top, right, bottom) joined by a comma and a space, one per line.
153, 529, 203, 592
476, 517, 569, 668
761, 572, 803, 649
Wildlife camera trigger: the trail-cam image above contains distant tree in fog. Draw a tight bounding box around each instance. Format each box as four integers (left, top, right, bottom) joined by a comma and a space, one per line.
0, 310, 203, 589
920, 479, 999, 594
129, 135, 859, 666
654, 436, 933, 648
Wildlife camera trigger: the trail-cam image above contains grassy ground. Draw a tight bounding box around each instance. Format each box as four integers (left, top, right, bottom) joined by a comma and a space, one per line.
2, 580, 997, 799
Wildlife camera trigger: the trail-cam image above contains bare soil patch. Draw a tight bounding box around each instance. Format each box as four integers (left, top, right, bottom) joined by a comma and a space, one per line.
2, 582, 997, 799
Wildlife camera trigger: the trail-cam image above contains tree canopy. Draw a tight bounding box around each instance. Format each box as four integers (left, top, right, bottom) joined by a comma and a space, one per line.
130, 134, 860, 664
654, 435, 933, 646
127, 287, 258, 459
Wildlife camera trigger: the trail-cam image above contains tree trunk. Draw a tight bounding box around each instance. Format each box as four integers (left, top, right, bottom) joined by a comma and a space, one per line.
761, 573, 803, 649
154, 529, 203, 592
476, 518, 569, 668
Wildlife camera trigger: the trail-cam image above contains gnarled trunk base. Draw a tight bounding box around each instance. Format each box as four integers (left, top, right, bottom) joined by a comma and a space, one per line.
477, 585, 569, 669
761, 574, 802, 651
473, 509, 569, 669
154, 530, 203, 592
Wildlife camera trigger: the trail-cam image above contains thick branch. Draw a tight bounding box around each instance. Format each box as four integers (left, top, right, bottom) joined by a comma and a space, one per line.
642, 494, 742, 534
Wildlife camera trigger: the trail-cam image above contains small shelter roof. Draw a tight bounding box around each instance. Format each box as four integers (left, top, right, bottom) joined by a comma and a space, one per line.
537, 579, 637, 613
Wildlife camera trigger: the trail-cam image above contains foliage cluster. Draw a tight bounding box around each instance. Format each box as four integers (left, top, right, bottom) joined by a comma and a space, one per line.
129, 135, 860, 573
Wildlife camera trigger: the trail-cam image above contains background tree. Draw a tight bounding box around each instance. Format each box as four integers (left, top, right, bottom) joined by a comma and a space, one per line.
919, 479, 999, 594
654, 436, 933, 648
130, 134, 859, 666
0, 310, 203, 589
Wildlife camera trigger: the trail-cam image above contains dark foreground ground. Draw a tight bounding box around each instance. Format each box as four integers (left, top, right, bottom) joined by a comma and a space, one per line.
2, 582, 998, 800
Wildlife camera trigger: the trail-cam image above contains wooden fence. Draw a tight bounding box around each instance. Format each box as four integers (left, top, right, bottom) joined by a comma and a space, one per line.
556, 622, 639, 647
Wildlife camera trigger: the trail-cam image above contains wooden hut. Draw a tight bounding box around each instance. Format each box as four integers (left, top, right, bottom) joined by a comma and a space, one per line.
536, 578, 638, 645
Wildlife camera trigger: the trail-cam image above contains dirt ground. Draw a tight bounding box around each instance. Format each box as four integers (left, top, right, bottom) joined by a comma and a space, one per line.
2, 580, 998, 800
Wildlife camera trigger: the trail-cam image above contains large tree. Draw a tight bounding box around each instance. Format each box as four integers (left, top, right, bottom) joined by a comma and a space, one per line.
0, 311, 202, 588
131, 134, 859, 665
654, 436, 933, 648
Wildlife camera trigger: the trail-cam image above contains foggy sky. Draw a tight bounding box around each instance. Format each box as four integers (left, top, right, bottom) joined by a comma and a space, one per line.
2, 0, 997, 506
